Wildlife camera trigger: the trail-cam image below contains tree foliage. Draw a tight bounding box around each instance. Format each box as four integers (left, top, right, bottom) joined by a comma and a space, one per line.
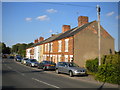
11, 42, 34, 57
1, 42, 11, 54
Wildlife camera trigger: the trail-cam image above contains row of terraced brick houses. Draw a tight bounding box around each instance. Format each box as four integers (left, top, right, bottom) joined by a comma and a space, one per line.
26, 16, 114, 67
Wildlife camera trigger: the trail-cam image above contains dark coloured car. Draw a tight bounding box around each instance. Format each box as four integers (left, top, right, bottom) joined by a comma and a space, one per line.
37, 61, 56, 70
15, 57, 22, 62
8, 56, 14, 59
26, 59, 39, 67
55, 62, 87, 77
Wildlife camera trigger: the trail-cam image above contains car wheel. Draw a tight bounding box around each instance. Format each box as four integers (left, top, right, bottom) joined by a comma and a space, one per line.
30, 64, 32, 67
55, 69, 60, 74
69, 71, 73, 77
43, 66, 46, 71
37, 66, 40, 69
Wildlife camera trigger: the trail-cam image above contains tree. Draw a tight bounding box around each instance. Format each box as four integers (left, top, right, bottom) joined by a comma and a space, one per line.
1, 42, 11, 54
11, 44, 19, 54
11, 42, 34, 57
27, 42, 34, 48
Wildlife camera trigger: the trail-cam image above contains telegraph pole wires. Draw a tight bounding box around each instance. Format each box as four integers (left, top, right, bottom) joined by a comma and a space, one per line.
97, 5, 101, 66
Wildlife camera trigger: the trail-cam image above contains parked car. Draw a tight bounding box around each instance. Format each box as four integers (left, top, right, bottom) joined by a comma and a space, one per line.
55, 62, 87, 77
26, 59, 39, 67
15, 56, 22, 62
37, 60, 56, 70
8, 56, 14, 59
21, 58, 29, 64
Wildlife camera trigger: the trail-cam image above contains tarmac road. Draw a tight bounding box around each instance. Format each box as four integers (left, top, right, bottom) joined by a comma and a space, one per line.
2, 58, 119, 89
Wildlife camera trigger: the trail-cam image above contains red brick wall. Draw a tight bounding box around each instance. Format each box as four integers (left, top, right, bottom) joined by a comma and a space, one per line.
43, 36, 74, 62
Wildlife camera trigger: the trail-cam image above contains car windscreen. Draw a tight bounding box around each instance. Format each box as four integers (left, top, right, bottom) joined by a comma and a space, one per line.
43, 61, 55, 64
30, 59, 37, 62
68, 63, 79, 67
17, 57, 22, 59
24, 58, 28, 60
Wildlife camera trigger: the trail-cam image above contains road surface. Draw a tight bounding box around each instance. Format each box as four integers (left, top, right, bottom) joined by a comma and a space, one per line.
2, 58, 119, 89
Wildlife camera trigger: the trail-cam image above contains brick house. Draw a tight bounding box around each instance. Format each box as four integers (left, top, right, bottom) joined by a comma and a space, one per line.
26, 16, 114, 67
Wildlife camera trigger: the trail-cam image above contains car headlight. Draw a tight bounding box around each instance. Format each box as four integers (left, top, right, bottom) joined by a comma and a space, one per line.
31, 63, 35, 66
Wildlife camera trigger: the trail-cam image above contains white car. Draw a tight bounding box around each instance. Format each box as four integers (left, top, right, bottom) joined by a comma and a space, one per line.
21, 58, 29, 65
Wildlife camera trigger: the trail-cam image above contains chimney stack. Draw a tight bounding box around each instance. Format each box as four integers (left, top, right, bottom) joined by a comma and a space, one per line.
51, 34, 56, 37
34, 39, 38, 43
62, 25, 71, 33
78, 16, 88, 27
38, 37, 44, 42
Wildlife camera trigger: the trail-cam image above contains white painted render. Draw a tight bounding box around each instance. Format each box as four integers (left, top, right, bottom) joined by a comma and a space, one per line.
34, 46, 40, 61
26, 48, 31, 59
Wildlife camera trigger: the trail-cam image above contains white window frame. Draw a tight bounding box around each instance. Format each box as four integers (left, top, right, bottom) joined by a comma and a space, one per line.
45, 44, 47, 52
65, 39, 69, 52
58, 55, 61, 62
48, 43, 49, 52
50, 43, 53, 52
50, 55, 52, 61
70, 55, 73, 62
58, 40, 62, 52
65, 55, 68, 62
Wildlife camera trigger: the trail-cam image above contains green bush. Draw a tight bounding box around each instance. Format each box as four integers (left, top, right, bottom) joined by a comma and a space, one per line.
95, 63, 120, 84
86, 54, 120, 85
86, 58, 98, 73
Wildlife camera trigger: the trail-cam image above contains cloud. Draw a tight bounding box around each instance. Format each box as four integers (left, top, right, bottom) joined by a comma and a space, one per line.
25, 17, 32, 21
49, 30, 53, 33
116, 15, 120, 19
46, 9, 57, 13
36, 15, 49, 21
106, 11, 115, 16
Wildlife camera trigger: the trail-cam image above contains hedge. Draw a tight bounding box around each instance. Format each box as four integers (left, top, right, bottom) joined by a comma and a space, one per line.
86, 58, 98, 73
95, 63, 120, 84
86, 54, 120, 85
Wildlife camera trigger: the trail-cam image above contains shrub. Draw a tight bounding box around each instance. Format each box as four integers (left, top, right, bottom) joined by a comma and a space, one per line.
86, 54, 120, 85
95, 63, 120, 84
86, 58, 98, 73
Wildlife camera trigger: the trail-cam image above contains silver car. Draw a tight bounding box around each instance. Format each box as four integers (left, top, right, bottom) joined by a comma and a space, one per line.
26, 59, 39, 67
55, 62, 87, 77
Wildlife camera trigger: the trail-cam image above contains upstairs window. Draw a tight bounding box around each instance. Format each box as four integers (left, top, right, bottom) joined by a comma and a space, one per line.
65, 39, 69, 52
45, 44, 47, 52
58, 40, 62, 52
48, 43, 49, 52
50, 43, 53, 52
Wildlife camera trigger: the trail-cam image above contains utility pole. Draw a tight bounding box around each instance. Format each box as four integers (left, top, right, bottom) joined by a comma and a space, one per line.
97, 5, 101, 66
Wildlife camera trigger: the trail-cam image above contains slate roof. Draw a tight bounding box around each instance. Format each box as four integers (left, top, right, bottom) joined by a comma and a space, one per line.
30, 33, 62, 47
54, 21, 95, 41
29, 20, 96, 48
29, 20, 106, 48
